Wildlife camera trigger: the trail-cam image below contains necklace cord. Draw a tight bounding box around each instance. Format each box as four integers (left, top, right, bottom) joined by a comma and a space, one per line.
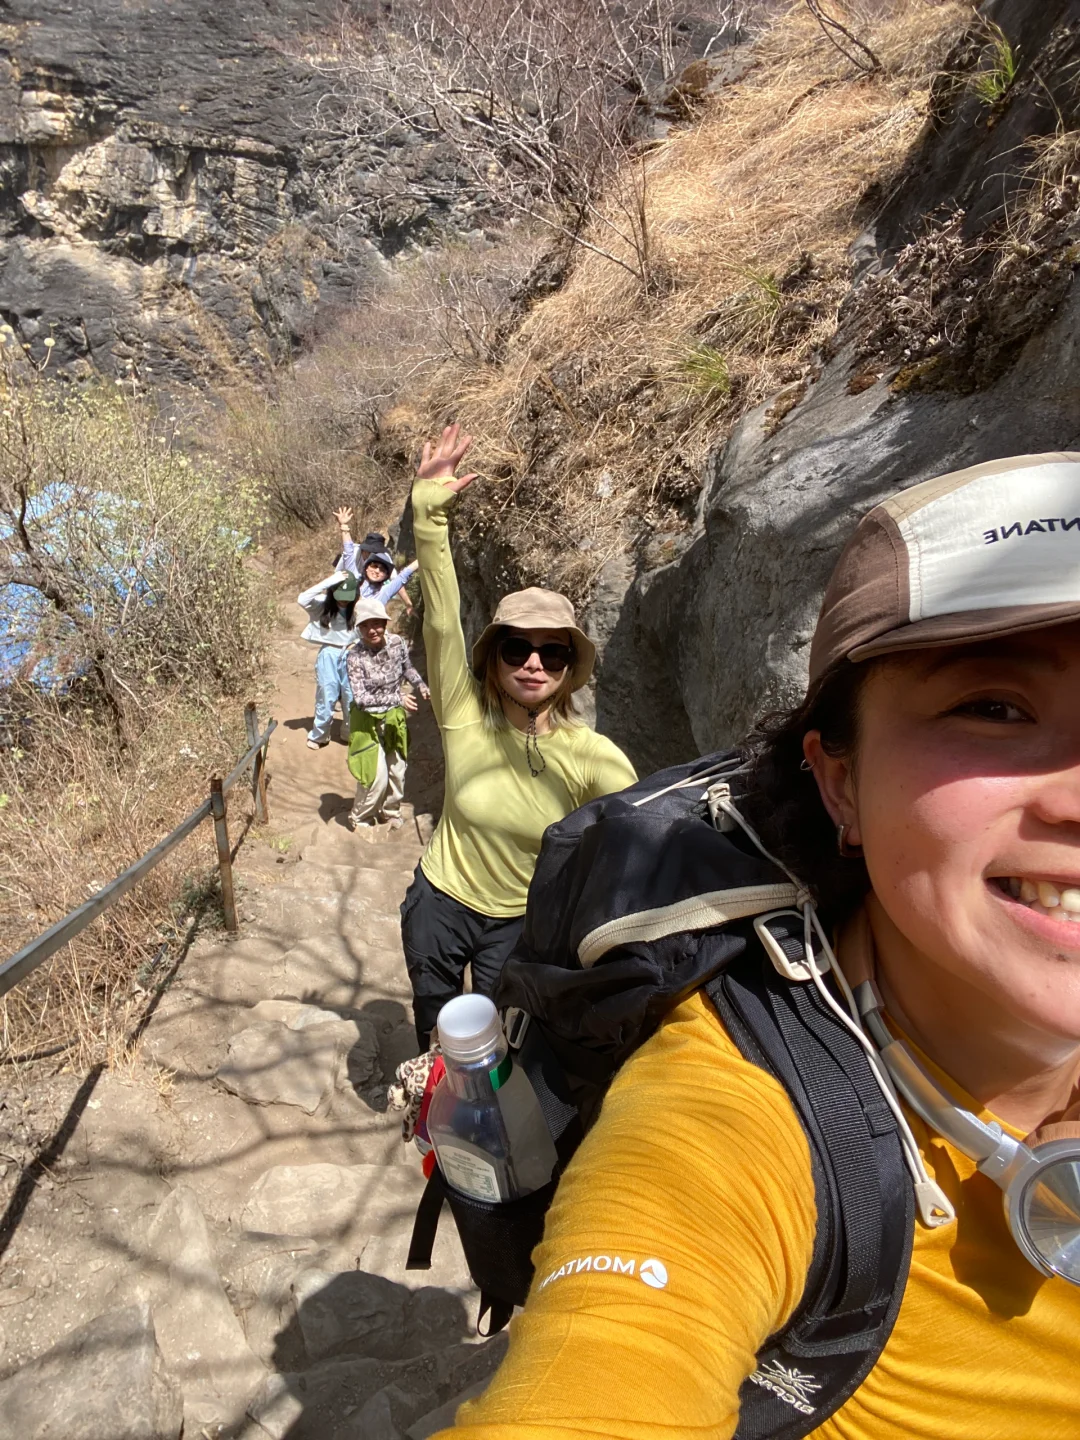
499, 686, 547, 777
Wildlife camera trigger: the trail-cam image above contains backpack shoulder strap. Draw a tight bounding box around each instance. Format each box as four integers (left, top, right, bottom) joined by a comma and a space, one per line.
705, 947, 915, 1440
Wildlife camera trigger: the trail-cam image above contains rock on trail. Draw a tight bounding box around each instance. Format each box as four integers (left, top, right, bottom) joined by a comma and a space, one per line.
0, 620, 499, 1437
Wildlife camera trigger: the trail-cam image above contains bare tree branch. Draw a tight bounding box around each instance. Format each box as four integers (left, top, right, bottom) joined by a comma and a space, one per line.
802, 0, 881, 75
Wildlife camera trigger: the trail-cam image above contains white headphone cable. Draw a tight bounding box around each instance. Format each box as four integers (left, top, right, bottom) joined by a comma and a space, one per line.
714, 789, 954, 1228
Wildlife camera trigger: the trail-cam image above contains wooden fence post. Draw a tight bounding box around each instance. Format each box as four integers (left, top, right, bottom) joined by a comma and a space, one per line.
209, 775, 239, 934
245, 701, 269, 824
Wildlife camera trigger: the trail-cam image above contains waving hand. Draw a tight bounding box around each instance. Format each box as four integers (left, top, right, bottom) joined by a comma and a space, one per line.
417, 424, 477, 494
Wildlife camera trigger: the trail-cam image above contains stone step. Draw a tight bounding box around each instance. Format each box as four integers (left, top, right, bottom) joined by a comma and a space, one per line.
237, 1161, 469, 1294
243, 887, 404, 948
301, 830, 425, 873
240, 1335, 505, 1440
284, 864, 413, 914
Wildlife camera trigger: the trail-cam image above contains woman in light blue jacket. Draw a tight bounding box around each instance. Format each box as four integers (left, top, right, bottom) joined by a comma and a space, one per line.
297, 568, 359, 749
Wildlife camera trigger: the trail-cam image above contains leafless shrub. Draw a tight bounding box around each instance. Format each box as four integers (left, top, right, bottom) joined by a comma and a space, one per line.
222, 228, 548, 529
308, 0, 755, 286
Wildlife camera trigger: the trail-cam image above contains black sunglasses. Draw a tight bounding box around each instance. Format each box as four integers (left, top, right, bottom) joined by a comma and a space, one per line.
498, 636, 574, 674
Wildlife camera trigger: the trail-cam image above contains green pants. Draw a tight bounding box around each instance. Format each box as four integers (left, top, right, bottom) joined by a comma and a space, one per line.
347, 704, 409, 788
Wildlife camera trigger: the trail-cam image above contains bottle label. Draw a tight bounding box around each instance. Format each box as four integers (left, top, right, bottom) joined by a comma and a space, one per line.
439, 1145, 503, 1202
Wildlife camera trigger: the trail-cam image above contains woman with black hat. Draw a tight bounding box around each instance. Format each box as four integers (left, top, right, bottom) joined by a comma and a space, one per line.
401, 424, 637, 1050
297, 566, 360, 749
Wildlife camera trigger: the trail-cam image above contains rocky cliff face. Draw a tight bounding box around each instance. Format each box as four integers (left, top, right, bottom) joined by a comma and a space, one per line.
0, 0, 485, 385
597, 0, 1080, 769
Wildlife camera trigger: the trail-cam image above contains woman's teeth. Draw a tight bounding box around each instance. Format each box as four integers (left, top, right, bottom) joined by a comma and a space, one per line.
1005, 877, 1080, 920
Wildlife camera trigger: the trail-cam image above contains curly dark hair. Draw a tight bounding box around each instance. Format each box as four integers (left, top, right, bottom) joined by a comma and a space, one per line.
739, 661, 876, 925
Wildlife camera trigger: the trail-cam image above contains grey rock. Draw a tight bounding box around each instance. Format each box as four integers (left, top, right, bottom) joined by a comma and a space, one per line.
215, 1231, 332, 1371
244, 1337, 507, 1440
238, 1164, 472, 1296
218, 1012, 374, 1113
407, 1378, 490, 1439
0, 0, 490, 383
661, 268, 1080, 754
0, 1301, 183, 1440
292, 1267, 408, 1362
145, 1187, 265, 1432
291, 1267, 467, 1362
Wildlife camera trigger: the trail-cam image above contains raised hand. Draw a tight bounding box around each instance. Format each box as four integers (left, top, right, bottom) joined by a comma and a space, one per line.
333, 506, 353, 529
417, 423, 477, 494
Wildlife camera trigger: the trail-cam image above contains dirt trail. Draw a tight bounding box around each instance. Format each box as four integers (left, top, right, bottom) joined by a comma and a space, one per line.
0, 607, 503, 1440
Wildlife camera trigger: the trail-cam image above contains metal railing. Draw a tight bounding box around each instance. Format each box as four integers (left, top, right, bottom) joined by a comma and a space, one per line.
0, 701, 276, 1000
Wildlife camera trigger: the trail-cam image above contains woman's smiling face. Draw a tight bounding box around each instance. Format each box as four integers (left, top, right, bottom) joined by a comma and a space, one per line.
815, 622, 1080, 1043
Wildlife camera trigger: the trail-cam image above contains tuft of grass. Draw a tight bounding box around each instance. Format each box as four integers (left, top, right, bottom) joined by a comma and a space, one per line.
678, 344, 731, 398
969, 22, 1018, 106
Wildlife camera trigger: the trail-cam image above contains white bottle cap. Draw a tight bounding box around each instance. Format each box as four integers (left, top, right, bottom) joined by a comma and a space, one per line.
436, 994, 504, 1064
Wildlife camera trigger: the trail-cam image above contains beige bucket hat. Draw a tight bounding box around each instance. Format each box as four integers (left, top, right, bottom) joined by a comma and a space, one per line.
471, 587, 597, 691
809, 452, 1080, 685
353, 598, 389, 626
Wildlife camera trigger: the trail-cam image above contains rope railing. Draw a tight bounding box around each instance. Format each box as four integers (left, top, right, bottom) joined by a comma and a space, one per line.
0, 702, 276, 1000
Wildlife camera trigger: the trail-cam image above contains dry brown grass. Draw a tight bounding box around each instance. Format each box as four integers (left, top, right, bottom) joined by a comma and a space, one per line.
0, 687, 262, 1069
380, 0, 971, 600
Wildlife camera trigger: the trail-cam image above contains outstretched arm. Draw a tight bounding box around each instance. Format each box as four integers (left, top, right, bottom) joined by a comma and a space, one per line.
297, 571, 347, 609
334, 507, 359, 576
412, 425, 480, 728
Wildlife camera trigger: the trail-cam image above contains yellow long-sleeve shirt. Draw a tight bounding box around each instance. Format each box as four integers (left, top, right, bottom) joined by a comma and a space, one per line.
440, 990, 1080, 1438
413, 478, 637, 918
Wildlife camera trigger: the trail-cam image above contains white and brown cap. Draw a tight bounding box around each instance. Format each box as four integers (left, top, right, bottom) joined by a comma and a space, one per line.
809, 452, 1080, 685
472, 587, 597, 691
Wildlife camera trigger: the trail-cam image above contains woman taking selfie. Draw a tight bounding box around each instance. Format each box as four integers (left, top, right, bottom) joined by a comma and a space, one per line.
441, 453, 1080, 1438
402, 425, 637, 1050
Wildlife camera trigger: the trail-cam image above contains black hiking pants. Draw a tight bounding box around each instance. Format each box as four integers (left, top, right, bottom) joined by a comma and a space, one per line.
400, 866, 524, 1051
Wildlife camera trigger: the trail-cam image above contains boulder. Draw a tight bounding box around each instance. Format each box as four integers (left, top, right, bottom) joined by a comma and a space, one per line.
244, 1336, 507, 1440
0, 1301, 182, 1439
291, 1268, 467, 1363
292, 1267, 409, 1363
145, 1187, 265, 1431
238, 1163, 474, 1291
407, 1379, 491, 1439
216, 1231, 331, 1370
217, 1008, 376, 1113
663, 270, 1080, 753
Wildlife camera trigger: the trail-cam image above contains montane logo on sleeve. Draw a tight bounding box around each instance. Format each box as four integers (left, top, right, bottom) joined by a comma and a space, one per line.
537, 1254, 669, 1291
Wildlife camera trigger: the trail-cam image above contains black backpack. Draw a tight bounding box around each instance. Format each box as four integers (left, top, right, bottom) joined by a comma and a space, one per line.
408, 751, 915, 1440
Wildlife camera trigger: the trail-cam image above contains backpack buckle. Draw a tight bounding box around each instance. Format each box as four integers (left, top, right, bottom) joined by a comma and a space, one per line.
504, 1007, 531, 1051
754, 909, 828, 983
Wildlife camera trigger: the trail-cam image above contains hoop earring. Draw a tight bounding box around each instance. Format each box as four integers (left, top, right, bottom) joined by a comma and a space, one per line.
836, 823, 863, 859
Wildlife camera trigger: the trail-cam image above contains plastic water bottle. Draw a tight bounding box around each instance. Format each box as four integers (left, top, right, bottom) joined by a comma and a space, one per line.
426, 995, 558, 1203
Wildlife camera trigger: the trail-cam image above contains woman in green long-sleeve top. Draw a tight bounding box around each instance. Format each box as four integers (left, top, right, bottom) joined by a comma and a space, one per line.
402, 424, 637, 1049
